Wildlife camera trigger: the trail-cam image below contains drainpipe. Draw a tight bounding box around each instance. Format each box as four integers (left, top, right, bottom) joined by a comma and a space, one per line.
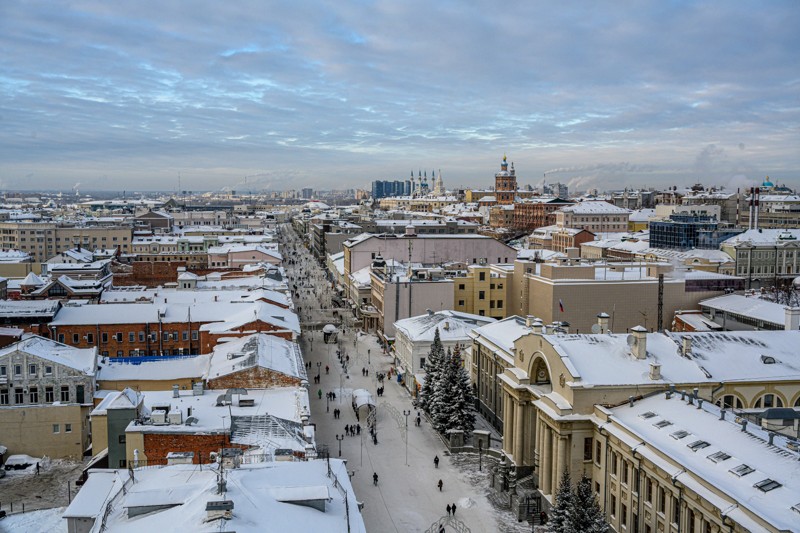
632, 442, 646, 533
720, 505, 737, 533
711, 382, 725, 405
671, 470, 686, 533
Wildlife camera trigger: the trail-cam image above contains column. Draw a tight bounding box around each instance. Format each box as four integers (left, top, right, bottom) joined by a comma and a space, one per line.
556, 435, 568, 486
514, 399, 525, 465
541, 425, 552, 494
503, 393, 513, 455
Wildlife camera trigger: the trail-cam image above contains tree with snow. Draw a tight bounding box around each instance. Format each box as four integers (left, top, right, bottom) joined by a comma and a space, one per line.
444, 344, 476, 435
430, 347, 457, 432
549, 469, 573, 533
570, 474, 608, 533
418, 328, 445, 415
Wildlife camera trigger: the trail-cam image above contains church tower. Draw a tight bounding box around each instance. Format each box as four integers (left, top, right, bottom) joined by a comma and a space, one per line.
495, 155, 517, 204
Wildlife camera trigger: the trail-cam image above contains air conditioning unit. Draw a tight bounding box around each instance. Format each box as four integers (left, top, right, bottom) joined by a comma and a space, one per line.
151, 409, 167, 425
168, 409, 182, 425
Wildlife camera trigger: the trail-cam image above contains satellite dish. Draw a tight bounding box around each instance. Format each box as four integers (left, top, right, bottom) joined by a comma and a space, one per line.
627, 335, 637, 347
591, 324, 601, 334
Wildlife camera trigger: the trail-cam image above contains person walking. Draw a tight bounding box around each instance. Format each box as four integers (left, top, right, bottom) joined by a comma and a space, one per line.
373, 472, 379, 486
451, 503, 456, 516
434, 455, 439, 468
318, 389, 322, 400
326, 365, 329, 374
437, 479, 443, 492
446, 504, 452, 516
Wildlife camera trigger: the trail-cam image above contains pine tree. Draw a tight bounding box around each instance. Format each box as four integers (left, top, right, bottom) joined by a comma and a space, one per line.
418, 328, 444, 415
446, 344, 476, 435
570, 474, 608, 533
549, 469, 573, 533
431, 347, 457, 432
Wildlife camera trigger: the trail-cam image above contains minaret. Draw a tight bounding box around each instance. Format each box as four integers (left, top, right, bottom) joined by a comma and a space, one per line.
434, 169, 444, 195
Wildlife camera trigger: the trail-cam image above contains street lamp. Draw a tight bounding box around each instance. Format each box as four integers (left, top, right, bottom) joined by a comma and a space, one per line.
368, 348, 371, 365
478, 440, 483, 471
403, 409, 411, 466
336, 434, 344, 457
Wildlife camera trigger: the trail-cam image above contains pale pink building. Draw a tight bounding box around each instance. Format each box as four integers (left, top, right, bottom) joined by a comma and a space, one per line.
207, 244, 282, 269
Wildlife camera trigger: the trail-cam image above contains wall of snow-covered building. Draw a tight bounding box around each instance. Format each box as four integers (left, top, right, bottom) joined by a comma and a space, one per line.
0, 403, 88, 459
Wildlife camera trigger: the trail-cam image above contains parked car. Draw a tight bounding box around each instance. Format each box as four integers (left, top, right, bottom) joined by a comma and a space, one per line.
3, 454, 36, 471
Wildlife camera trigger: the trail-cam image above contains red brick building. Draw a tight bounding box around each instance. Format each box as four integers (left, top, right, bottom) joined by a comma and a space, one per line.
512, 198, 574, 231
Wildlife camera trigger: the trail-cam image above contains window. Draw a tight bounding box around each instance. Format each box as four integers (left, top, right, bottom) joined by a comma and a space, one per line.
632, 467, 640, 493
0, 365, 5, 376
673, 495, 681, 524
753, 478, 781, 492
45, 387, 54, 402
118, 434, 126, 444
458, 284, 465, 290
621, 503, 627, 527
654, 420, 673, 428
670, 430, 689, 439
65, 423, 72, 433
163, 332, 169, 341
139, 332, 145, 342
658, 487, 666, 514
479, 272, 486, 281
611, 452, 618, 476
621, 461, 629, 485
583, 438, 592, 461
73, 333, 79, 344
729, 464, 754, 477
87, 333, 93, 344
497, 300, 503, 309
478, 291, 485, 300
0, 389, 7, 404
102, 332, 108, 343
29, 364, 37, 376
595, 441, 602, 464
458, 300, 465, 306
129, 332, 135, 342
14, 364, 21, 376
29, 387, 38, 403
117, 350, 123, 356
60, 386, 70, 402
15, 388, 24, 403
191, 331, 198, 341
639, 411, 657, 419
687, 440, 710, 452
116, 332, 123, 342
182, 331, 189, 341
53, 424, 60, 433
708, 451, 731, 463
610, 494, 616, 517
58, 333, 65, 343
754, 394, 783, 408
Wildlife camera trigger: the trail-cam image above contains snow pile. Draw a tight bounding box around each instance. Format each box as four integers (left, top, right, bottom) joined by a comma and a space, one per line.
458, 497, 476, 509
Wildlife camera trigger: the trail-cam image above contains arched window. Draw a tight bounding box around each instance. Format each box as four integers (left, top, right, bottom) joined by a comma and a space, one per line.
754, 394, 784, 409
531, 358, 550, 385
715, 395, 743, 409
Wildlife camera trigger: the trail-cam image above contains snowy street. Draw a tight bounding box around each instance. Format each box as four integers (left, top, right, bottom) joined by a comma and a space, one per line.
279, 224, 529, 533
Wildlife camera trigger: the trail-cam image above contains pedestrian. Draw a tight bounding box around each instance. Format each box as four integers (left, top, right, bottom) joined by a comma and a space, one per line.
438, 479, 443, 491
451, 503, 456, 516
326, 365, 329, 374
416, 415, 421, 427
356, 424, 361, 435
434, 455, 439, 468
332, 392, 336, 400
373, 433, 378, 445
438, 526, 445, 533
318, 389, 322, 400
446, 504, 452, 516
345, 424, 350, 436
36, 462, 40, 475
373, 472, 378, 486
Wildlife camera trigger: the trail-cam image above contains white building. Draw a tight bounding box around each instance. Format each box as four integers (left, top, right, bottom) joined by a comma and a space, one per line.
393, 310, 495, 394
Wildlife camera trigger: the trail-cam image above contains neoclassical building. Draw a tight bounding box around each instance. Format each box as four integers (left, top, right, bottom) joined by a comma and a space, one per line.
479, 315, 800, 532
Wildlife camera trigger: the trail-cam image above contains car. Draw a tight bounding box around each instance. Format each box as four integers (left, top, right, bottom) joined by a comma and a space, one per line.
3, 454, 36, 471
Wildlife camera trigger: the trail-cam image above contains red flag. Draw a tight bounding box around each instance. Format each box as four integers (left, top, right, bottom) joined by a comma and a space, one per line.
559, 299, 564, 313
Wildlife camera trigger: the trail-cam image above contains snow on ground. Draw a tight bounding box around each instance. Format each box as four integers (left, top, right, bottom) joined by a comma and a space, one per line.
0, 506, 66, 533
0, 459, 84, 516
281, 224, 530, 532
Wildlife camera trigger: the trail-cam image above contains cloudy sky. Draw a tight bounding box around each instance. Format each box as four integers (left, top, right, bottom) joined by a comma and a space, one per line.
1, 1, 798, 192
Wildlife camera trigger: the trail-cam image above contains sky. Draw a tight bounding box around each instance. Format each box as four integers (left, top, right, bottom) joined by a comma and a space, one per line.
0, 1, 798, 193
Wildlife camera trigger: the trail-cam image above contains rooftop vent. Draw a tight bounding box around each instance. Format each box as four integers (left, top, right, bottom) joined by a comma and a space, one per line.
206, 500, 234, 521
753, 479, 782, 492
729, 464, 754, 477
760, 355, 777, 364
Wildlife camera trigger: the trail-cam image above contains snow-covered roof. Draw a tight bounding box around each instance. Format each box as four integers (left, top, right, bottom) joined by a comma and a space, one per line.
0, 334, 96, 375
606, 393, 800, 532
127, 387, 310, 436
97, 355, 210, 383
21, 271, 44, 286
64, 461, 365, 532
516, 249, 567, 261
699, 294, 788, 326
546, 330, 800, 386
0, 299, 60, 317
52, 301, 299, 334
100, 287, 291, 308
91, 388, 145, 415
470, 316, 532, 362
722, 228, 800, 247
207, 334, 303, 381
559, 201, 631, 215
394, 310, 495, 343
0, 249, 31, 263
628, 208, 656, 222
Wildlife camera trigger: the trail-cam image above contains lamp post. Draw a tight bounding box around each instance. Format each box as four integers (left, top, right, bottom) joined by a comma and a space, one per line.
368, 348, 371, 365
403, 409, 411, 466
336, 434, 344, 457
479, 440, 483, 471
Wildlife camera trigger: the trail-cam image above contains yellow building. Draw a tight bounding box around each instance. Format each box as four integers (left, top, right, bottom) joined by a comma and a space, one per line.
486, 319, 800, 532
453, 264, 511, 319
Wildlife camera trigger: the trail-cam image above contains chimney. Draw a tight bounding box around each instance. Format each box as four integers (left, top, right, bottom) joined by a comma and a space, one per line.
741, 419, 748, 432
172, 384, 180, 398
649, 362, 661, 380
748, 187, 754, 230
768, 433, 774, 446
697, 399, 703, 409
597, 312, 610, 334
754, 187, 760, 229
629, 325, 647, 360
681, 337, 692, 356
785, 307, 800, 331
531, 318, 544, 335
628, 396, 634, 407
693, 387, 699, 400
719, 409, 726, 420
525, 315, 533, 328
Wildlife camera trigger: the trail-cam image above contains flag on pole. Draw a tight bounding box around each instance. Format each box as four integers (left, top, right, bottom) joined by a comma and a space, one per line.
559, 299, 565, 313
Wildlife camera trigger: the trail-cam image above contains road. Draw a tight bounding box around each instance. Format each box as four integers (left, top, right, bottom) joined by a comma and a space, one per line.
279, 223, 528, 533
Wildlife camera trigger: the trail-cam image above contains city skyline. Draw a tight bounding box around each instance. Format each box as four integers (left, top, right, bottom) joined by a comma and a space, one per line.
1, 1, 798, 192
